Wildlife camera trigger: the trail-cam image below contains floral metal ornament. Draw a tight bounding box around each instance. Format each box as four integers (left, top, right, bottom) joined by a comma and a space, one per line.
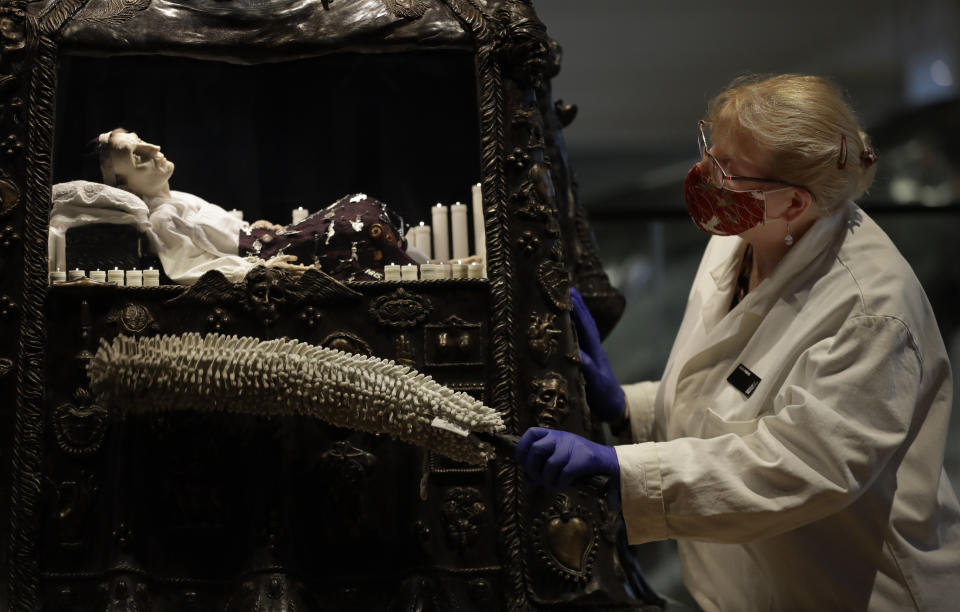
440, 486, 488, 552
298, 304, 323, 328
532, 494, 599, 583
2, 133, 22, 158
0, 223, 19, 249
0, 293, 18, 319
205, 307, 231, 333
517, 230, 540, 256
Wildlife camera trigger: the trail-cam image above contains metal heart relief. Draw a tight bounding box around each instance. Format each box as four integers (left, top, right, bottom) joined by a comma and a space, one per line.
546, 514, 591, 571
532, 494, 599, 583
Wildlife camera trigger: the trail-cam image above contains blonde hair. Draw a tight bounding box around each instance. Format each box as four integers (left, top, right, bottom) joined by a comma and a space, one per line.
706, 74, 877, 214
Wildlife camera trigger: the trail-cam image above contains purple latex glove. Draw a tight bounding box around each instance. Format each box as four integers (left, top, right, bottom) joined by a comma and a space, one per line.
570, 287, 626, 422
515, 427, 619, 490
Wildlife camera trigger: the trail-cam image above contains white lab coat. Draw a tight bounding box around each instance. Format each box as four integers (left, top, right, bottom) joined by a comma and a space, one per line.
615, 202, 960, 611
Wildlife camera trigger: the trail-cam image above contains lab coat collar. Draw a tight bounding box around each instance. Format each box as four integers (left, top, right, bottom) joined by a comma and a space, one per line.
701, 202, 852, 331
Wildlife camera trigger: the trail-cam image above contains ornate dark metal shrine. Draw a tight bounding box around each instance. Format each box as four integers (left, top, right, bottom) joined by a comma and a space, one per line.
0, 1, 660, 609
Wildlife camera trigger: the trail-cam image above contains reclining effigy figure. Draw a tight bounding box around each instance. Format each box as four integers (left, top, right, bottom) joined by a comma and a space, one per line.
50, 128, 419, 284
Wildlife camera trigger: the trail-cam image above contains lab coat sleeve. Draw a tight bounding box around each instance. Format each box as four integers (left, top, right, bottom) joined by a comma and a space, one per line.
615, 314, 923, 545
622, 381, 659, 442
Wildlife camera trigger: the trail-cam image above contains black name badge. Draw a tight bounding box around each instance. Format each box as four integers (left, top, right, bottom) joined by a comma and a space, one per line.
727, 363, 761, 397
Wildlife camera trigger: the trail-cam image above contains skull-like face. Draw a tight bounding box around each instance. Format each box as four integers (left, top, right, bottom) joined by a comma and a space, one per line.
244, 268, 297, 326
530, 373, 569, 428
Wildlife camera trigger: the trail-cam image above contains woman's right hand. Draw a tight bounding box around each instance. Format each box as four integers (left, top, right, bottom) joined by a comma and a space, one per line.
570, 287, 626, 422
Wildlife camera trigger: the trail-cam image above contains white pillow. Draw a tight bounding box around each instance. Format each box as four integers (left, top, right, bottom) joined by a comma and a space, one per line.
48, 181, 156, 273
52, 180, 149, 216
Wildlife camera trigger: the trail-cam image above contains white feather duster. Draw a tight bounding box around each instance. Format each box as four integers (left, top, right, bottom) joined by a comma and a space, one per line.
87, 333, 504, 464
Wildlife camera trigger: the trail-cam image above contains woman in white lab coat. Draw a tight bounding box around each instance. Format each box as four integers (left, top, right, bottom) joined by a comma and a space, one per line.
516, 74, 960, 610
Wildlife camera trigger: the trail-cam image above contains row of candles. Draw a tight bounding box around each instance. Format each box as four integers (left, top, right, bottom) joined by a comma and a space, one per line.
404, 183, 485, 264
49, 267, 160, 286
384, 261, 483, 281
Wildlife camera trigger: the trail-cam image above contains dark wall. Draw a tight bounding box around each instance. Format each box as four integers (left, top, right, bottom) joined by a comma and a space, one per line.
54, 51, 481, 226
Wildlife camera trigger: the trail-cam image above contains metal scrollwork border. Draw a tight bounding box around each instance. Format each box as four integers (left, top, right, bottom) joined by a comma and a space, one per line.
440, 1, 526, 609
9, 2, 93, 609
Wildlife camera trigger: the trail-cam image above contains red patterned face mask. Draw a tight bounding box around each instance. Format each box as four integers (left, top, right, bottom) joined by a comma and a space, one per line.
683, 163, 767, 236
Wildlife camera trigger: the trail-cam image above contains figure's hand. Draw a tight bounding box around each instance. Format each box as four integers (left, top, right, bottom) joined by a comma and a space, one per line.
251, 220, 285, 232
570, 287, 625, 422
515, 427, 619, 490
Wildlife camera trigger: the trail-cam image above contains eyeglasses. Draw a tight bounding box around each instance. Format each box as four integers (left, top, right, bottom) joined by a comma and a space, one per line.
698, 120, 810, 196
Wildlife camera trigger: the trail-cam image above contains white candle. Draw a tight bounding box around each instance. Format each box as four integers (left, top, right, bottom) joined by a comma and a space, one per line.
468, 262, 483, 279
418, 263, 439, 280
49, 269, 66, 284
89, 269, 106, 282
383, 264, 402, 281
143, 267, 160, 287
431, 203, 449, 262
67, 269, 85, 281
416, 222, 432, 259
126, 269, 143, 287
405, 227, 419, 250
400, 263, 418, 281
451, 260, 468, 279
471, 182, 485, 259
228, 209, 244, 221
438, 263, 452, 279
107, 267, 124, 284
292, 206, 308, 225
450, 201, 469, 260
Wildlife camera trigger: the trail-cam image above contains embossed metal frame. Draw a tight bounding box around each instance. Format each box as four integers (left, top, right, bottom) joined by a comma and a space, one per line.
3, 1, 526, 609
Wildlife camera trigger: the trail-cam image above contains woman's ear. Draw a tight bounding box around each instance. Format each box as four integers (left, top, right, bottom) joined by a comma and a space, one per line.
785, 188, 813, 222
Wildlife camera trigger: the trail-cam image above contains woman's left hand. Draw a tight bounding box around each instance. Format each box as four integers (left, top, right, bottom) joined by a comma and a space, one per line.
570, 287, 626, 422
515, 427, 619, 490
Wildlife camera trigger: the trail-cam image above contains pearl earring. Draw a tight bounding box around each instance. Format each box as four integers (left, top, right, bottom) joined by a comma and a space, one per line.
784, 222, 794, 247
